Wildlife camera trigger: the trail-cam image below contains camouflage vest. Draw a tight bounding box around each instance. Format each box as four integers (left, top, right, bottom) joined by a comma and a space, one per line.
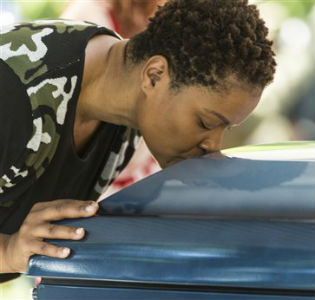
0, 20, 140, 207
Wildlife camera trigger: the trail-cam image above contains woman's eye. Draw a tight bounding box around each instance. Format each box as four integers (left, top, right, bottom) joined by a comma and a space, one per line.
199, 119, 216, 130
199, 119, 208, 130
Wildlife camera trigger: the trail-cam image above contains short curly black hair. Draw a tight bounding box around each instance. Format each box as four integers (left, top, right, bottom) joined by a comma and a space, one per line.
127, 0, 276, 90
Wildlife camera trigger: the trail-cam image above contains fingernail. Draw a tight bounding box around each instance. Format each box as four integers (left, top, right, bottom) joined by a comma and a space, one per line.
75, 228, 84, 235
85, 203, 97, 212
62, 248, 70, 257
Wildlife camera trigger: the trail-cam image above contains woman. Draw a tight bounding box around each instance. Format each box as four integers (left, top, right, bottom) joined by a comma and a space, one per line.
0, 0, 276, 278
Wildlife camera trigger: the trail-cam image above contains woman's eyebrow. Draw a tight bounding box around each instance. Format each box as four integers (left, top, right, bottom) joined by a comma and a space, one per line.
203, 109, 231, 126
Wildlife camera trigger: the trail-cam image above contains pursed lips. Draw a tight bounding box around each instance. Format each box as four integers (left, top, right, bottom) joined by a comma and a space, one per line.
179, 148, 223, 159
167, 150, 223, 166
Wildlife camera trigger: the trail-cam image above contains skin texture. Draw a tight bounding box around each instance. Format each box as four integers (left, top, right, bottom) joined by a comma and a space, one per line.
0, 33, 262, 274
76, 36, 262, 168
138, 78, 261, 168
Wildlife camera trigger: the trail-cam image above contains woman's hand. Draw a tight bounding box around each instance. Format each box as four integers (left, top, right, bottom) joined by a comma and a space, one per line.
2, 199, 98, 273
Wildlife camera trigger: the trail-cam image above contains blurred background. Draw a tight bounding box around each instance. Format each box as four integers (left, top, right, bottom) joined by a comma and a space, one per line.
0, 0, 314, 299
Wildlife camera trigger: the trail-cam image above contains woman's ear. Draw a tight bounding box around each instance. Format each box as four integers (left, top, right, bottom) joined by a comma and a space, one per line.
141, 55, 169, 92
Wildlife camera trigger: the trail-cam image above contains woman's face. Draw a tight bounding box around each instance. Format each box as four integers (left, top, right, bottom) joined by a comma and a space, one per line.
137, 80, 262, 168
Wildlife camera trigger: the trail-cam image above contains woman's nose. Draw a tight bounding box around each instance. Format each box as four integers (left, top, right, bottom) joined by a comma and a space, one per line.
199, 133, 223, 154
199, 140, 219, 154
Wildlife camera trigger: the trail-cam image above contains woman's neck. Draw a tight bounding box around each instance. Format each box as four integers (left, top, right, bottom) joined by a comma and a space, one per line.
78, 37, 142, 129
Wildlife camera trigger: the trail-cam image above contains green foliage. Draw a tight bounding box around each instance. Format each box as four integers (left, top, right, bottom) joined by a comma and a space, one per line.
17, 0, 68, 20
263, 0, 314, 18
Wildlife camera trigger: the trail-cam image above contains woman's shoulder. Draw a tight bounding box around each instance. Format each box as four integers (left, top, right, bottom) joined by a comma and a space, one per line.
0, 20, 114, 85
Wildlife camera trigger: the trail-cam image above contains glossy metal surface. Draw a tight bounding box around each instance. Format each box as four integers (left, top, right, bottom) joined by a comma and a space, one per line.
27, 216, 315, 291
99, 157, 314, 219
27, 143, 315, 299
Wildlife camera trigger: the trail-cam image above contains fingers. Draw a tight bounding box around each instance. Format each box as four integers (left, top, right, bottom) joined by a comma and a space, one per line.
32, 224, 85, 240
4, 199, 98, 273
31, 200, 99, 222
32, 241, 71, 259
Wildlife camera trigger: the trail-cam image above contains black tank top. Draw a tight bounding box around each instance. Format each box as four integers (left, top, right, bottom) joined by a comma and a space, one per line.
0, 20, 140, 234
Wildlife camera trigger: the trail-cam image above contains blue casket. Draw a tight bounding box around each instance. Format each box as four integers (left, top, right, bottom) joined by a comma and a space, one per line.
27, 142, 315, 300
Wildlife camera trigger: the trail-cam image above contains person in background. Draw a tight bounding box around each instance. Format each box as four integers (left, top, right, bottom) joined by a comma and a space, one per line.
62, 0, 166, 38
62, 1, 165, 197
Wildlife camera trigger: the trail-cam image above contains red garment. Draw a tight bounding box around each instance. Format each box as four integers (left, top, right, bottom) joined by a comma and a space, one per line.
108, 10, 121, 34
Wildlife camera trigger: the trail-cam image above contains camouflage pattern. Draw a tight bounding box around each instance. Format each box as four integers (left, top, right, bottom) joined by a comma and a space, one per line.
0, 20, 140, 206
92, 127, 141, 198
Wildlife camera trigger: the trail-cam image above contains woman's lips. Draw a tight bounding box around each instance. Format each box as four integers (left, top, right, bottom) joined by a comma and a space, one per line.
163, 151, 224, 168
